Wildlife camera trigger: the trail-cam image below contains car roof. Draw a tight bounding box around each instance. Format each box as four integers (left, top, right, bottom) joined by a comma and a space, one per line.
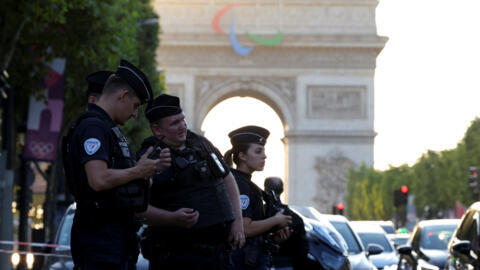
350, 221, 387, 233
322, 214, 350, 223
417, 219, 459, 227
469, 202, 480, 212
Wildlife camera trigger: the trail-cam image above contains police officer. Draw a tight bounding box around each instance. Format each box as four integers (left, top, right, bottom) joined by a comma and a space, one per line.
136, 94, 245, 270
224, 126, 292, 270
263, 177, 308, 270
64, 60, 160, 270
264, 177, 284, 199
85, 70, 114, 103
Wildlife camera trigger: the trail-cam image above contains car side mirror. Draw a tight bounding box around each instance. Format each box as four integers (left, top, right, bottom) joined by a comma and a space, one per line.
397, 245, 412, 255
367, 243, 384, 257
452, 240, 472, 256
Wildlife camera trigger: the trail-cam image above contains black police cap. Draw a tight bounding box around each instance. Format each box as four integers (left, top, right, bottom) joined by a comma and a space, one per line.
145, 94, 183, 123
115, 59, 153, 104
85, 70, 114, 98
228, 125, 270, 146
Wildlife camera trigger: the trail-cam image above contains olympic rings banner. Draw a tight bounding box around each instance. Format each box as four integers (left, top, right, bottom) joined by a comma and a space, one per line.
212, 4, 283, 56
23, 58, 65, 162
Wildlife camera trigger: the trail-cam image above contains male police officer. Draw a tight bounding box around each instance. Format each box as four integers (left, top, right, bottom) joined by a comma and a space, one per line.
64, 60, 160, 270
264, 177, 284, 199
137, 94, 245, 270
85, 70, 114, 103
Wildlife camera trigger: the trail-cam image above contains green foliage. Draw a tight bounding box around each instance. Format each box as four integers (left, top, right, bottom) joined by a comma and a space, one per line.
1, 0, 163, 152
347, 118, 480, 220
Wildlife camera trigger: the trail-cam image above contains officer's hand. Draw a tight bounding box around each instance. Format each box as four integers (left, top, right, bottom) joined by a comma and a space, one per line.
156, 148, 172, 172
274, 209, 293, 228
229, 218, 245, 250
273, 226, 292, 243
136, 147, 160, 178
172, 208, 199, 228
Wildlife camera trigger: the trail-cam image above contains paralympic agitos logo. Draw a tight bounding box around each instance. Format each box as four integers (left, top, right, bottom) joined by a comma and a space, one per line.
211, 4, 283, 56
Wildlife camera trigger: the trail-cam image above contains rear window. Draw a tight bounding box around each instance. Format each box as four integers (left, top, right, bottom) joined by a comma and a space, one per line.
380, 224, 395, 234
357, 232, 393, 252
57, 211, 74, 248
420, 224, 457, 250
330, 221, 362, 254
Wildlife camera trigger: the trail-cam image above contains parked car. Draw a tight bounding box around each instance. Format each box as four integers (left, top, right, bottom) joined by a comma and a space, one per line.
292, 207, 378, 270
272, 206, 351, 270
43, 203, 149, 270
350, 221, 399, 270
446, 202, 480, 270
389, 233, 410, 249
398, 219, 459, 270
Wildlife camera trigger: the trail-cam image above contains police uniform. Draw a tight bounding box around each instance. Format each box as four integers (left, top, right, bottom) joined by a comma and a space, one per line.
228, 126, 271, 270
63, 60, 153, 270
138, 94, 235, 270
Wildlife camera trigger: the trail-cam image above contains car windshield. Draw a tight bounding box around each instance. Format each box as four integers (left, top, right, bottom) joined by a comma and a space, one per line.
357, 232, 393, 252
380, 224, 395, 234
330, 221, 362, 254
420, 224, 457, 250
392, 236, 409, 247
57, 211, 74, 247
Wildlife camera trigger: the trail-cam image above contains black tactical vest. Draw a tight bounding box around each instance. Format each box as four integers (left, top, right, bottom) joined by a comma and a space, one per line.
62, 110, 149, 217
140, 132, 234, 232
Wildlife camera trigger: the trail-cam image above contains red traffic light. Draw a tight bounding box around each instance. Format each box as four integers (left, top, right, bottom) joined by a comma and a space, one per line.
401, 185, 409, 194
337, 203, 344, 210
474, 171, 478, 177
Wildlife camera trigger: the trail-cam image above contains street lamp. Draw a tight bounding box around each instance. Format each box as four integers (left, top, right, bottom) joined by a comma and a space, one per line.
10, 252, 20, 268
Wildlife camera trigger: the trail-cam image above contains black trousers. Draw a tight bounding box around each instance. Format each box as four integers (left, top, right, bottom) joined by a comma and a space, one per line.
148, 248, 232, 270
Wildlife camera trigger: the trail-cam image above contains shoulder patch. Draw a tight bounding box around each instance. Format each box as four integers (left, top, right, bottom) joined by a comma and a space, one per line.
240, 194, 250, 210
84, 138, 101, 155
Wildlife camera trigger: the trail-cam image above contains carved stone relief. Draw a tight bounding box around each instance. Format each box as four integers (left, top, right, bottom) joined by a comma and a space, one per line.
194, 75, 295, 107
157, 47, 379, 69
313, 148, 356, 210
307, 85, 366, 119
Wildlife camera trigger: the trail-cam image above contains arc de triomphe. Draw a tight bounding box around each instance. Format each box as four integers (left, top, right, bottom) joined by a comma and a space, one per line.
153, 0, 387, 212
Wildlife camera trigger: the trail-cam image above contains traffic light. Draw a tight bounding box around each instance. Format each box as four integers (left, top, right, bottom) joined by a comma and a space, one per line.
469, 166, 479, 192
337, 203, 344, 215
393, 186, 408, 207
332, 203, 345, 215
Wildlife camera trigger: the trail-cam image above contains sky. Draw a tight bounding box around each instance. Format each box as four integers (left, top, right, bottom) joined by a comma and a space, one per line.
202, 0, 480, 177
374, 0, 480, 169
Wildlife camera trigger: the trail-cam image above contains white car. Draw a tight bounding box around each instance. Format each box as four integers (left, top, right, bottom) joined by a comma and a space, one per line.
43, 203, 149, 270
350, 221, 399, 270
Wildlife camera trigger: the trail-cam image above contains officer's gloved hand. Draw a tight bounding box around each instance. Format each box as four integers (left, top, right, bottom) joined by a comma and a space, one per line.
136, 147, 160, 178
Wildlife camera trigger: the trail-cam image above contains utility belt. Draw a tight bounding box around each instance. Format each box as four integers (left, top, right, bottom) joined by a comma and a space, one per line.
75, 200, 140, 230
142, 222, 230, 260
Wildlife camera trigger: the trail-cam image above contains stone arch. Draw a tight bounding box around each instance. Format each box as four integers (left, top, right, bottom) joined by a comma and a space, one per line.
193, 77, 295, 133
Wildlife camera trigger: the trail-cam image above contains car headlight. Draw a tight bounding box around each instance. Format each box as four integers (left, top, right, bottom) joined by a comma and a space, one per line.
416, 259, 439, 270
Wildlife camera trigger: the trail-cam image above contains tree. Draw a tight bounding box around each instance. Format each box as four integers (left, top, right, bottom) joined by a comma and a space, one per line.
346, 117, 480, 221
1, 0, 163, 243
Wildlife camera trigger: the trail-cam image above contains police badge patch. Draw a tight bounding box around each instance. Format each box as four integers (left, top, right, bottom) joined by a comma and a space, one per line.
240, 195, 250, 210
84, 138, 101, 155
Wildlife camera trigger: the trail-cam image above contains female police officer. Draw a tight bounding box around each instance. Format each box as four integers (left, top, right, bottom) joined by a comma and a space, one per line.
224, 125, 292, 270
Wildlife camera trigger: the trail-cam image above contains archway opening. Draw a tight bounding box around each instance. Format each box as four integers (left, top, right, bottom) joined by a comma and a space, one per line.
201, 96, 286, 198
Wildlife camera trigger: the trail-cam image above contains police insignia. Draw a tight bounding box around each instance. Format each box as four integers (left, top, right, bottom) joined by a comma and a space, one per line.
84, 138, 101, 155
240, 195, 250, 210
